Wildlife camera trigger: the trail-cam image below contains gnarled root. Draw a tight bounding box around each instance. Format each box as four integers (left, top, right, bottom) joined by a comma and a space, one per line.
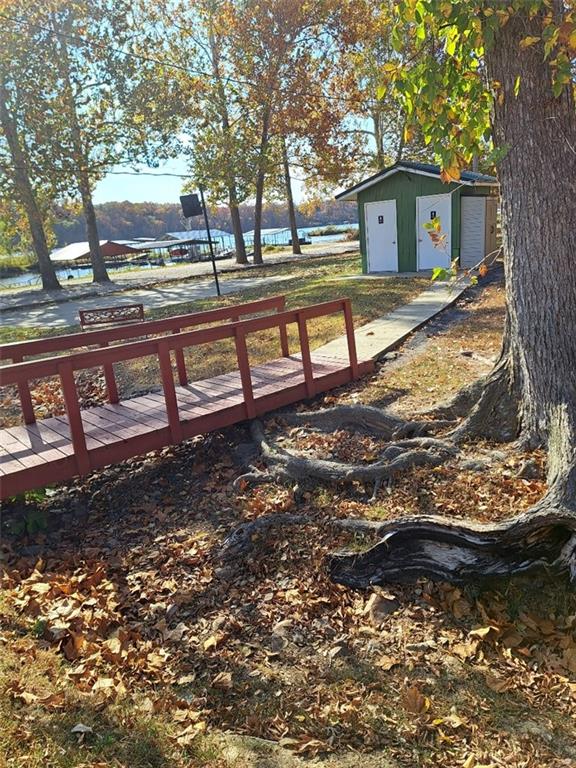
218, 512, 387, 564
247, 419, 457, 491
280, 405, 454, 439
328, 500, 576, 589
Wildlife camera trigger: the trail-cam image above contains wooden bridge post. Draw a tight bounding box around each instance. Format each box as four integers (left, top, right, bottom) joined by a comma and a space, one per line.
234, 328, 256, 419
58, 361, 90, 474
278, 299, 290, 357
99, 342, 120, 403
297, 314, 315, 398
342, 300, 359, 379
158, 342, 183, 443
172, 329, 188, 386
12, 354, 36, 424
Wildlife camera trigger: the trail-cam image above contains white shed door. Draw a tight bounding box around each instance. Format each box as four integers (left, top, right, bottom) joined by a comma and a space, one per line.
365, 200, 398, 272
460, 197, 486, 269
416, 193, 452, 270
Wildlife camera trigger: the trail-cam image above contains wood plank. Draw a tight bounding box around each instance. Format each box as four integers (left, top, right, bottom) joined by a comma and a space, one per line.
4, 423, 73, 460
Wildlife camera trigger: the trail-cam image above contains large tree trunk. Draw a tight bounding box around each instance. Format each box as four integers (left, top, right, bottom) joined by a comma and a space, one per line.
467, 4, 576, 498
78, 169, 109, 284
53, 19, 110, 284
252, 108, 270, 266
0, 82, 61, 291
207, 24, 247, 266
282, 136, 301, 255
229, 190, 247, 264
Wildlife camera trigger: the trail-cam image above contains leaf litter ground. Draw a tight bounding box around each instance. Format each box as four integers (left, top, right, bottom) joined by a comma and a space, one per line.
1, 277, 575, 768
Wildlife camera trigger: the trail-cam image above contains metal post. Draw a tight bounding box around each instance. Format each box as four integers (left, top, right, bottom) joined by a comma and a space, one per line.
199, 185, 221, 297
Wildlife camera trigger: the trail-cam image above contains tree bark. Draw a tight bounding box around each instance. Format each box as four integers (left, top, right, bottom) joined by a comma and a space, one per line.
53, 17, 110, 284
252, 108, 270, 266
468, 4, 576, 496
0, 82, 61, 291
207, 24, 247, 266
229, 190, 247, 264
282, 136, 301, 255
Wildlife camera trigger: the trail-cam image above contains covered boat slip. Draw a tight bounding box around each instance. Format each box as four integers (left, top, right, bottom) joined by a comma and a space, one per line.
0, 296, 372, 499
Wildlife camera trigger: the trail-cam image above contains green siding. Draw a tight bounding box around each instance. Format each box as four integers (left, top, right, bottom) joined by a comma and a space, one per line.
356, 170, 493, 273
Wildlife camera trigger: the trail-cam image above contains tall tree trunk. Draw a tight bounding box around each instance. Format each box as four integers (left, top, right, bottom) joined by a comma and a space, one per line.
78, 169, 109, 283
207, 24, 247, 265
282, 136, 301, 255
252, 108, 270, 266
229, 188, 247, 264
0, 82, 61, 291
53, 18, 110, 284
371, 108, 386, 169
473, 3, 576, 500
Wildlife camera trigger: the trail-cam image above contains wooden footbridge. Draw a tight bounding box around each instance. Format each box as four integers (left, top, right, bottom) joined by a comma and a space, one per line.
0, 296, 372, 500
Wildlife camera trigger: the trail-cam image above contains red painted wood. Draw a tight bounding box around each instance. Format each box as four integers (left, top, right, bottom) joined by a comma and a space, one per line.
12, 354, 36, 425
1, 295, 287, 362
343, 299, 359, 379
234, 328, 255, 419
297, 317, 315, 398
58, 362, 90, 474
1, 298, 373, 500
172, 328, 188, 386
158, 343, 183, 443
99, 341, 120, 404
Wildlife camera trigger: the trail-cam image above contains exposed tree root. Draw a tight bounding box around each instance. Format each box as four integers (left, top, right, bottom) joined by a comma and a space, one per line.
280, 405, 454, 438
328, 497, 576, 588
218, 512, 382, 563
236, 419, 457, 499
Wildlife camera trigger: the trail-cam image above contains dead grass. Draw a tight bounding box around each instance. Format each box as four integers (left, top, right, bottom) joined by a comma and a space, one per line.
353, 281, 505, 414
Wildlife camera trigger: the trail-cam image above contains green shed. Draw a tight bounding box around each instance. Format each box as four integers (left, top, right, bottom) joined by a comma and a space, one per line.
336, 161, 499, 273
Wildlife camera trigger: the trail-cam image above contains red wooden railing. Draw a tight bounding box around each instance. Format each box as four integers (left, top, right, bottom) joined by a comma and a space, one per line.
0, 300, 358, 467
0, 295, 289, 425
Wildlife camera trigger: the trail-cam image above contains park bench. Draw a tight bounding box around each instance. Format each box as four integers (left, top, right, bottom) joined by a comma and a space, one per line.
79, 303, 145, 329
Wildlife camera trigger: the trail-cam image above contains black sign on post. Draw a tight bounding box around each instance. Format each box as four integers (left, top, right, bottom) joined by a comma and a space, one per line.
179, 190, 221, 297
179, 193, 203, 218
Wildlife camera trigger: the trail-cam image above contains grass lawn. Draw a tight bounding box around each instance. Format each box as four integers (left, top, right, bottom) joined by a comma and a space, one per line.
2, 273, 575, 768
0, 254, 427, 425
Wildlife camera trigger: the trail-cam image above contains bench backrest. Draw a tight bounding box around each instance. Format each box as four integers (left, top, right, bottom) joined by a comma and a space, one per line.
79, 303, 145, 328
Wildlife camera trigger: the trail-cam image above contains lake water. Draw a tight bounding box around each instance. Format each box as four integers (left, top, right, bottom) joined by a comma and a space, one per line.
0, 223, 359, 291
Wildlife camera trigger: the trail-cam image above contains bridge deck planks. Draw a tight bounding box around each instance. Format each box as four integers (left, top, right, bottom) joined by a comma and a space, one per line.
0, 352, 372, 497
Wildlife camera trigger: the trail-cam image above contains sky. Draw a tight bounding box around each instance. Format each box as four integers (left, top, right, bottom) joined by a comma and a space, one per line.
93, 157, 306, 205
93, 158, 190, 205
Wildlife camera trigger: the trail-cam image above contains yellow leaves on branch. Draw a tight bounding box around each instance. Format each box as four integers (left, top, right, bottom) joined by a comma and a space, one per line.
519, 35, 540, 49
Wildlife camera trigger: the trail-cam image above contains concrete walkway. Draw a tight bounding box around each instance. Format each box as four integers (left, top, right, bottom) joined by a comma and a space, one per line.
316, 279, 470, 361
0, 274, 293, 330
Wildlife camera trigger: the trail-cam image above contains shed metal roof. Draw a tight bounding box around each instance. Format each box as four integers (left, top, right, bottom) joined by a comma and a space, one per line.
162, 229, 232, 240
336, 160, 498, 201
50, 240, 141, 262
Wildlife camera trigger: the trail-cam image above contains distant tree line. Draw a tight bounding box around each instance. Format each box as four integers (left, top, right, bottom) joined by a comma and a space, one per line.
53, 200, 357, 245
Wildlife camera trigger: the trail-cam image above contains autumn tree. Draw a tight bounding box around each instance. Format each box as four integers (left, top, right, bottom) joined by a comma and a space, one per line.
0, 5, 63, 290
228, 0, 363, 264
236, 0, 576, 585
2, 1, 179, 284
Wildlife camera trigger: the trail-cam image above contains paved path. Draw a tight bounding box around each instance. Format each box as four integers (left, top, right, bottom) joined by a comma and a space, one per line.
316, 280, 470, 361
0, 242, 358, 312
0, 274, 293, 329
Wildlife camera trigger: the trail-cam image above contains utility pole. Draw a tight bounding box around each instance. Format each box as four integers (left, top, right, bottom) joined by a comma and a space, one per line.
199, 186, 221, 297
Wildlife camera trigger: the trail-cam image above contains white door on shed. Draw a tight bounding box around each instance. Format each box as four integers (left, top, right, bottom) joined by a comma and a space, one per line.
416, 193, 452, 270
365, 199, 398, 272
460, 196, 486, 269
